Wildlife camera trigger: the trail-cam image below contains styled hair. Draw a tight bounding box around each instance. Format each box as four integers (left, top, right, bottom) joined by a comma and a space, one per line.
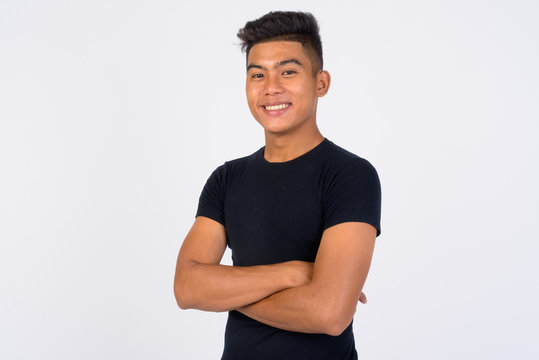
237, 11, 323, 74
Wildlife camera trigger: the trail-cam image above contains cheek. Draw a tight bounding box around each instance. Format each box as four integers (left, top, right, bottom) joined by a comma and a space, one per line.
293, 86, 316, 106
293, 79, 316, 94
245, 86, 257, 104
245, 89, 260, 116
246, 93, 257, 111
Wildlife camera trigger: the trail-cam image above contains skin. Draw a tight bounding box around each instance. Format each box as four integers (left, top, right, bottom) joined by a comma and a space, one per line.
245, 41, 330, 162
174, 40, 375, 336
237, 222, 375, 335
174, 217, 314, 312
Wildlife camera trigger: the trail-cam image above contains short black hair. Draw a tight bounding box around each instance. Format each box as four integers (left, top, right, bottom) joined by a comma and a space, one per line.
237, 11, 323, 74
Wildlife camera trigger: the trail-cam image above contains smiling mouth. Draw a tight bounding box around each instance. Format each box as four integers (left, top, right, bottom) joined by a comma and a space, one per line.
263, 103, 290, 110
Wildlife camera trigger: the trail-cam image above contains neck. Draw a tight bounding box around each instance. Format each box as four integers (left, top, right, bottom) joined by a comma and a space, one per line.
263, 127, 324, 163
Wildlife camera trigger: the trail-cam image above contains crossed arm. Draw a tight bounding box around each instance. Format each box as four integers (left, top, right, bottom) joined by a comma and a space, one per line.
174, 216, 376, 336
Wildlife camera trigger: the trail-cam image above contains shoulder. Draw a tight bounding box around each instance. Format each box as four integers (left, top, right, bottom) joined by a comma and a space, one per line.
206, 147, 263, 182
319, 140, 382, 235
197, 147, 262, 219
321, 140, 379, 179
225, 148, 260, 170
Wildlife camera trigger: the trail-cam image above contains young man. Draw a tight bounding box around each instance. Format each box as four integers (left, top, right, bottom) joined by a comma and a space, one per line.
174, 11, 381, 360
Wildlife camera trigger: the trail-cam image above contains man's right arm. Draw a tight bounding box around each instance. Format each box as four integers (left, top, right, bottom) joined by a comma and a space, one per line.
173, 216, 313, 312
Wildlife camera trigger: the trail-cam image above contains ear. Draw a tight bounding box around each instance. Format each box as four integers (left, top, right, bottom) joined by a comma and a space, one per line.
316, 70, 331, 97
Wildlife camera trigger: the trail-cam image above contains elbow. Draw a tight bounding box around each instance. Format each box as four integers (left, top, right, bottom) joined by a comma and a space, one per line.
305, 286, 357, 336
318, 304, 356, 336
174, 261, 200, 310
174, 276, 194, 310
323, 318, 352, 337
175, 294, 190, 310
174, 283, 189, 310
322, 316, 354, 337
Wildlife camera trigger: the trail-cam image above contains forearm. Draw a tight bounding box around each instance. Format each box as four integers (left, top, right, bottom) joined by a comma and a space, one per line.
237, 283, 355, 336
239, 222, 376, 335
174, 261, 308, 312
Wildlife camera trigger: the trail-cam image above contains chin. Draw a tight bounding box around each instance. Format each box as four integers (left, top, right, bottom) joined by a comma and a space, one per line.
263, 124, 299, 136
256, 119, 290, 133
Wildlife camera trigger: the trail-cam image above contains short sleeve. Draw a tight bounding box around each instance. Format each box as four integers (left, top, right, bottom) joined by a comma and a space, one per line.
195, 163, 227, 227
322, 158, 381, 236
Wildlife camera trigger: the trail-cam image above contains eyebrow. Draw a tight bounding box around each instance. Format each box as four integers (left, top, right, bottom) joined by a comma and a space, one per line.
247, 58, 304, 71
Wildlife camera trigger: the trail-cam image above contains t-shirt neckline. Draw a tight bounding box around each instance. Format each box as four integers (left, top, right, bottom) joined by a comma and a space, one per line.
255, 138, 330, 169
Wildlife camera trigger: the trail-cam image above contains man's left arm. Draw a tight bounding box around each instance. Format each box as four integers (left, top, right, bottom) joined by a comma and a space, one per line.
236, 221, 376, 336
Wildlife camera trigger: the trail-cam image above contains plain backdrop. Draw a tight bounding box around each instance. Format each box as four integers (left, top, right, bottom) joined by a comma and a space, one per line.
1, 0, 538, 359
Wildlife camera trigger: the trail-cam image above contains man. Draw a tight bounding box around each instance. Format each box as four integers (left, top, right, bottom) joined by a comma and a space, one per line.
174, 11, 381, 360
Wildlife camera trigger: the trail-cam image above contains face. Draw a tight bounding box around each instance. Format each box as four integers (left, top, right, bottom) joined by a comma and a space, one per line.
245, 41, 330, 136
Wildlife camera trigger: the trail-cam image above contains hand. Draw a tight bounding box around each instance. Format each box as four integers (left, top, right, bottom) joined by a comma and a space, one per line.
359, 291, 367, 304
285, 260, 314, 287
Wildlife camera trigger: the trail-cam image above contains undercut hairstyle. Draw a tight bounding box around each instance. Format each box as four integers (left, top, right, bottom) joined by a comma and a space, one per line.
237, 11, 324, 75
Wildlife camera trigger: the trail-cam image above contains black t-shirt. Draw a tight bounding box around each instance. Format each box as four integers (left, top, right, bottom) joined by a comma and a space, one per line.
196, 138, 381, 360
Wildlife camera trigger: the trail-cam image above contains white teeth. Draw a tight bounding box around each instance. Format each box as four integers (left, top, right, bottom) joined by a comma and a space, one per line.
265, 103, 289, 111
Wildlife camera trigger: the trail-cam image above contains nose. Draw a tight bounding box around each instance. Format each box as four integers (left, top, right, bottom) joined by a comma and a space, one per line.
264, 73, 284, 96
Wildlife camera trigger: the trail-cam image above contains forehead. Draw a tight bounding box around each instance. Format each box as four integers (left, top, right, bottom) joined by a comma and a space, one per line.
248, 41, 312, 68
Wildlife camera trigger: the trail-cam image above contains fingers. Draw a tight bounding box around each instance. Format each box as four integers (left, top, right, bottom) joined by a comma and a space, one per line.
359, 291, 367, 304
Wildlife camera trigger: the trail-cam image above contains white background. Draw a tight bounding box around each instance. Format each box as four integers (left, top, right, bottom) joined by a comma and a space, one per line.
1, 0, 538, 359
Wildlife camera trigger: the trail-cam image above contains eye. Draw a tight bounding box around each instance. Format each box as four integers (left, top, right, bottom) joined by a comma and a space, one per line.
251, 73, 264, 78
282, 70, 297, 75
